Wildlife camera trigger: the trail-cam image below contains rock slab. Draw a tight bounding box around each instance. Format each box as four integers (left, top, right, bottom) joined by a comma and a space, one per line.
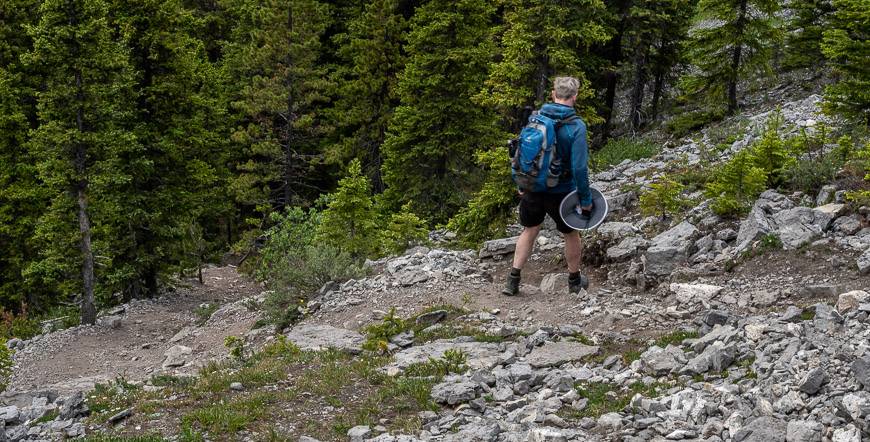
525, 341, 599, 368
284, 324, 365, 354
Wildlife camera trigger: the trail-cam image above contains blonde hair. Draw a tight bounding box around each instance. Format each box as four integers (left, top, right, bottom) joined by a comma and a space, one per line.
553, 76, 580, 100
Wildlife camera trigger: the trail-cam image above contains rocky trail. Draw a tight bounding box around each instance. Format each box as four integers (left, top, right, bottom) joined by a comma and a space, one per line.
3, 91, 870, 441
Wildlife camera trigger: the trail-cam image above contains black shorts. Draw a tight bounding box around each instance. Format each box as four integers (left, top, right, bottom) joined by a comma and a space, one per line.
518, 191, 574, 234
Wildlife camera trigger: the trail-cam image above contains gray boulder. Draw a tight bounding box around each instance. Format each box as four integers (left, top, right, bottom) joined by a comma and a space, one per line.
733, 416, 787, 442
284, 324, 365, 354
479, 237, 519, 258
798, 367, 828, 395
682, 341, 736, 374
670, 283, 723, 305
606, 236, 648, 262
540, 273, 569, 294
837, 290, 870, 314
58, 392, 88, 420
854, 354, 870, 390
348, 425, 371, 442
772, 207, 824, 249
639, 345, 686, 376
858, 248, 870, 275
431, 378, 478, 405
785, 420, 823, 442
162, 345, 192, 368
524, 341, 599, 368
597, 222, 639, 242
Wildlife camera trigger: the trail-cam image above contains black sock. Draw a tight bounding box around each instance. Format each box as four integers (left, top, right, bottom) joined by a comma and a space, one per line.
569, 271, 581, 281
510, 267, 521, 277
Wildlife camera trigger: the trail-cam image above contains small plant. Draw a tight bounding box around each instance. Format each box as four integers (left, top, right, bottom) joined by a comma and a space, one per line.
404, 349, 469, 377
665, 109, 726, 138
653, 330, 698, 348
751, 112, 791, 187
591, 137, 660, 172
705, 149, 768, 217
194, 303, 218, 326
363, 308, 407, 352
224, 335, 245, 361
639, 175, 689, 218
0, 342, 13, 392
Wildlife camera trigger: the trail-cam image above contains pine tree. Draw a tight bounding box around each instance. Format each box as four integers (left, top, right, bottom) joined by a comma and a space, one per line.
624, 0, 695, 129
109, 0, 230, 298
327, 0, 408, 192
381, 0, 505, 223
821, 0, 870, 125
315, 159, 380, 258
783, 0, 834, 70
705, 149, 768, 216
23, 0, 140, 324
683, 0, 780, 114
0, 0, 45, 310
476, 0, 609, 130
221, 0, 332, 215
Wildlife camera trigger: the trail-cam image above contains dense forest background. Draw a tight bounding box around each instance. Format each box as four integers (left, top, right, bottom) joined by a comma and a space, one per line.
0, 0, 867, 328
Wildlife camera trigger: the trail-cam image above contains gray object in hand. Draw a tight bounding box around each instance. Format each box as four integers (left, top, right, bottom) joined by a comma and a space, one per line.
559, 187, 608, 231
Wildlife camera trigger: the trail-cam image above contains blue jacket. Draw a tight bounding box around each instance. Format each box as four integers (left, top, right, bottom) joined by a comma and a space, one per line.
538, 103, 592, 206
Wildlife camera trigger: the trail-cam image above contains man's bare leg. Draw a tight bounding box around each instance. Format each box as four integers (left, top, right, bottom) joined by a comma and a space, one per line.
564, 231, 588, 292
502, 225, 541, 296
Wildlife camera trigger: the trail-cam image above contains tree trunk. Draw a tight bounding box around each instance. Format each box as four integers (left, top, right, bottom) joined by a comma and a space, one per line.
75, 67, 97, 325
629, 47, 648, 131
651, 68, 665, 122
728, 0, 748, 115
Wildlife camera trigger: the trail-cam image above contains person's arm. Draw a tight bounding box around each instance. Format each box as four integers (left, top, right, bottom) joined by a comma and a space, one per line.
571, 120, 593, 208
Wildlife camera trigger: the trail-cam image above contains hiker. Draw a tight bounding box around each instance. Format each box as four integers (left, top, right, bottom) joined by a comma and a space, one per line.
503, 76, 592, 296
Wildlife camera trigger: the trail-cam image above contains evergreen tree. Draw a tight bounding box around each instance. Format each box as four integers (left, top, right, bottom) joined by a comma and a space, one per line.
23, 0, 140, 324
0, 0, 44, 310
110, 0, 230, 298
821, 0, 870, 125
221, 0, 332, 215
476, 0, 609, 130
783, 0, 834, 70
315, 159, 380, 258
623, 0, 694, 129
683, 0, 780, 114
327, 0, 408, 192
705, 149, 768, 216
381, 0, 505, 223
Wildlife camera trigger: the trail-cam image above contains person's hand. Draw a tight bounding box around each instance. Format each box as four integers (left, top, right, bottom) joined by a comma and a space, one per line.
580, 204, 592, 211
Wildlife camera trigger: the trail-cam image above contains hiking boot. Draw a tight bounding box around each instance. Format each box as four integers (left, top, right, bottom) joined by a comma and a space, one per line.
568, 274, 589, 294
502, 274, 520, 296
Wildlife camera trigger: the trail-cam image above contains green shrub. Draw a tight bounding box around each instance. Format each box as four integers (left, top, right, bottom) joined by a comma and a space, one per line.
592, 137, 660, 172
0, 342, 12, 392
639, 175, 689, 218
362, 308, 407, 352
381, 203, 428, 255
446, 149, 515, 247
782, 124, 846, 194
255, 207, 365, 329
705, 149, 768, 217
665, 109, 726, 138
751, 112, 792, 187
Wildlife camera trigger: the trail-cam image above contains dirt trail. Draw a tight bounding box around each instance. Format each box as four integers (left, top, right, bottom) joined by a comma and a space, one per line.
5, 266, 262, 402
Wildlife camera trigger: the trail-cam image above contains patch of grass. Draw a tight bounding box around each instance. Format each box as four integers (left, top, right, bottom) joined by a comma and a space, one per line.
81, 435, 166, 442
149, 374, 196, 389
364, 304, 473, 350
194, 303, 219, 325
560, 381, 671, 419
87, 379, 145, 420
182, 393, 270, 435
404, 349, 468, 377
800, 309, 816, 321
726, 233, 783, 272
653, 330, 698, 348
34, 409, 59, 424
592, 137, 660, 173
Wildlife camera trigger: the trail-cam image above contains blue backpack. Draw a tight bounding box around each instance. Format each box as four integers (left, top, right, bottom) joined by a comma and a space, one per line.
509, 113, 578, 192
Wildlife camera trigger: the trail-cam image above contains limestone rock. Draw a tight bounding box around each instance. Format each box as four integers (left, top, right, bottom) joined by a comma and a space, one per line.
386, 340, 512, 374
162, 345, 192, 369
785, 420, 822, 442
284, 324, 365, 354
670, 283, 723, 305
798, 367, 828, 395
431, 379, 478, 405
837, 290, 870, 314
733, 416, 787, 442
540, 273, 569, 294
479, 237, 519, 258
525, 341, 599, 368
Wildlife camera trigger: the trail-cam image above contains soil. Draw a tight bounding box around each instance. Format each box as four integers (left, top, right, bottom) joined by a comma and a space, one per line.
4, 266, 262, 403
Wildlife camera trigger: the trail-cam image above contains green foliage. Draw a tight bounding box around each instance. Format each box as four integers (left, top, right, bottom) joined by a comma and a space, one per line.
254, 207, 365, 329
222, 0, 332, 212
592, 137, 660, 173
381, 203, 428, 255
783, 0, 834, 70
446, 149, 515, 247
652, 330, 698, 348
665, 109, 726, 138
475, 0, 609, 128
683, 0, 781, 113
0, 341, 13, 392
326, 0, 407, 191
821, 0, 870, 124
782, 124, 845, 194
639, 175, 688, 218
404, 349, 469, 377
316, 159, 380, 258
224, 335, 245, 361
363, 308, 406, 352
751, 112, 791, 186
705, 150, 768, 217
380, 0, 506, 223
